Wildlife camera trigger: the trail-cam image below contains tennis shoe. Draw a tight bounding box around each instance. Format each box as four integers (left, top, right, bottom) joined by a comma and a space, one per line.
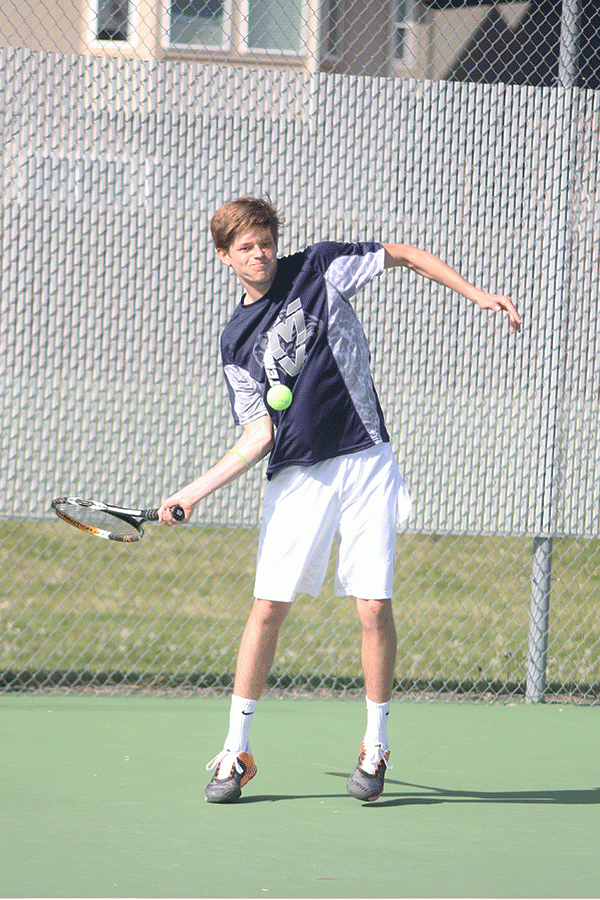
204, 748, 257, 803
346, 742, 391, 802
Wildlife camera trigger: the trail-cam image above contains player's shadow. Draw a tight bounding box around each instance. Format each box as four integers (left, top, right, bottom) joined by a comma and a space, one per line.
239, 793, 347, 803
327, 772, 600, 808
238, 775, 600, 806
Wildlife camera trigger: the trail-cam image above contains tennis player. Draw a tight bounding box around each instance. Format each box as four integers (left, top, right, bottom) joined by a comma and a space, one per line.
159, 196, 521, 803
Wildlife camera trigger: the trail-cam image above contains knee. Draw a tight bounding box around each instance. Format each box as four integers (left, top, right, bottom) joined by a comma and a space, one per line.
356, 598, 394, 632
252, 598, 290, 627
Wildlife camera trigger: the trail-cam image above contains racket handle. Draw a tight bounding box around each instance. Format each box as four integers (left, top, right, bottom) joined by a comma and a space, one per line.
144, 506, 185, 522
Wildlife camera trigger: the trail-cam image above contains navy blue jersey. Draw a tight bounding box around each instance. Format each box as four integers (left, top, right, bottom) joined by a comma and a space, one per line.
220, 241, 390, 477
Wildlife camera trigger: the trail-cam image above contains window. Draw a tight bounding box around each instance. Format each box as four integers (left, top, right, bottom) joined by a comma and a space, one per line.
325, 0, 342, 57
394, 0, 407, 60
97, 0, 129, 41
245, 0, 304, 53
169, 0, 226, 47
393, 0, 423, 68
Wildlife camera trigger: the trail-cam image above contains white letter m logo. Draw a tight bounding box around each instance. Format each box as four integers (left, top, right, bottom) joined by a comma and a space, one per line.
265, 298, 307, 378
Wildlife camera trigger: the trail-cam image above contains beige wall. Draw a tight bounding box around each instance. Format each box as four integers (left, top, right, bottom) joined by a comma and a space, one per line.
0, 0, 85, 54
0, 0, 393, 74
0, 0, 530, 79
0, 0, 173, 59
427, 2, 529, 80
320, 0, 393, 77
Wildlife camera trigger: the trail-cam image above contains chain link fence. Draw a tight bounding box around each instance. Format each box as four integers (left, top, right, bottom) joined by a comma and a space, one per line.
1, 1, 599, 702
2, 0, 600, 87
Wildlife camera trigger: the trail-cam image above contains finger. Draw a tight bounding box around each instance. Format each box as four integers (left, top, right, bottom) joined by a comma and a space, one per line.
159, 503, 177, 525
162, 503, 191, 525
498, 297, 522, 333
509, 314, 522, 334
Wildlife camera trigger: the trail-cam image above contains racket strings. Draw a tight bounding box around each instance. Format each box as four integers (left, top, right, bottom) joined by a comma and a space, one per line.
53, 503, 140, 538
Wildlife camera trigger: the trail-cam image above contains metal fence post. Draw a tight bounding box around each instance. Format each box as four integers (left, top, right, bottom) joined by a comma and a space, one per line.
526, 536, 553, 702
523, 77, 579, 702
558, 0, 581, 87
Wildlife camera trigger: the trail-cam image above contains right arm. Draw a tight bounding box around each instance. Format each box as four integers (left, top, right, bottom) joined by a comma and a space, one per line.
158, 415, 274, 524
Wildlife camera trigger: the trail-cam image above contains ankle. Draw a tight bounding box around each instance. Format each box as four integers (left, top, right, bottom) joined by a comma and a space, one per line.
363, 697, 391, 747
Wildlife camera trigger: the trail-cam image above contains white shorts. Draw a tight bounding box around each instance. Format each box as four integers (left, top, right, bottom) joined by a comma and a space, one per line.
254, 443, 411, 603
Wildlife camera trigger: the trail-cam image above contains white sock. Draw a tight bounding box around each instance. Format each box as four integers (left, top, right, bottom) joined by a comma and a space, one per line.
363, 697, 391, 749
223, 695, 257, 756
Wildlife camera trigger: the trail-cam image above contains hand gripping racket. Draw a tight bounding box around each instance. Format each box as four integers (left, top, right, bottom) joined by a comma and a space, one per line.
51, 497, 185, 542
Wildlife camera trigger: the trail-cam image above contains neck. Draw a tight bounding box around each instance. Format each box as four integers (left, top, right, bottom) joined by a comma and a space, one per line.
241, 287, 264, 305
240, 272, 277, 305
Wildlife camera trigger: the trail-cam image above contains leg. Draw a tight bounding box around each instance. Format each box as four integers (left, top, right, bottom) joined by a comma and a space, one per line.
233, 598, 290, 700
205, 598, 290, 804
356, 597, 397, 702
346, 598, 396, 801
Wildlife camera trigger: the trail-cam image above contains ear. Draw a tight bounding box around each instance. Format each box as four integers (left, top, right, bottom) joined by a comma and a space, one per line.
216, 247, 232, 266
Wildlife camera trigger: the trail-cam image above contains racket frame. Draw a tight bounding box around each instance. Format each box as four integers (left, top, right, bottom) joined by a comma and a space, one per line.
51, 496, 182, 542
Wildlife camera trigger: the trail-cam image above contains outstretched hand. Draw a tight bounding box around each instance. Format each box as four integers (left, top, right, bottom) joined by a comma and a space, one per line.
158, 496, 193, 525
473, 292, 522, 334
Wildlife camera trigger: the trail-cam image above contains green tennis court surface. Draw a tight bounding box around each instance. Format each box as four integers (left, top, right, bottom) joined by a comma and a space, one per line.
2, 695, 599, 899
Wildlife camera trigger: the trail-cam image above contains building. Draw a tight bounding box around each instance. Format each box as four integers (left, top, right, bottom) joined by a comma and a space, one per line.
0, 0, 598, 87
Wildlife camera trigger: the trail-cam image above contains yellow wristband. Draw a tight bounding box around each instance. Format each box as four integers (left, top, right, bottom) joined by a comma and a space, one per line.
232, 449, 251, 470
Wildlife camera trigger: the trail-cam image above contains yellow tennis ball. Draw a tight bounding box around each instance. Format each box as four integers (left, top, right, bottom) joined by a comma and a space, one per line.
266, 384, 293, 410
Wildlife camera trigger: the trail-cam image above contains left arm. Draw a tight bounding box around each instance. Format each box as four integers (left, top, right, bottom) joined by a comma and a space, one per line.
382, 243, 522, 334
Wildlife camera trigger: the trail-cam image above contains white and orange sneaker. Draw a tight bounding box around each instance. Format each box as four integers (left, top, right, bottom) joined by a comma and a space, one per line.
346, 742, 391, 802
205, 749, 257, 803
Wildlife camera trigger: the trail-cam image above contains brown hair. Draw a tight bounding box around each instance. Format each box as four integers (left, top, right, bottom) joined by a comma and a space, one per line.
210, 196, 282, 252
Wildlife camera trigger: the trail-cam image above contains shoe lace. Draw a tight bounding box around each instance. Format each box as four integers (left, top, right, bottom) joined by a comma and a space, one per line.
206, 749, 228, 772
364, 742, 393, 772
205, 746, 251, 773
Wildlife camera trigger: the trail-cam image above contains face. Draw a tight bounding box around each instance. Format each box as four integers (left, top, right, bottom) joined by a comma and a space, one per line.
217, 226, 278, 301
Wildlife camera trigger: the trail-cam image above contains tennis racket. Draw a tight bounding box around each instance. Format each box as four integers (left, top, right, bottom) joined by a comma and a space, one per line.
51, 497, 185, 542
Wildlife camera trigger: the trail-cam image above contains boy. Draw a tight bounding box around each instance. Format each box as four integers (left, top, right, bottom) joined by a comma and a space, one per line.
159, 196, 521, 803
